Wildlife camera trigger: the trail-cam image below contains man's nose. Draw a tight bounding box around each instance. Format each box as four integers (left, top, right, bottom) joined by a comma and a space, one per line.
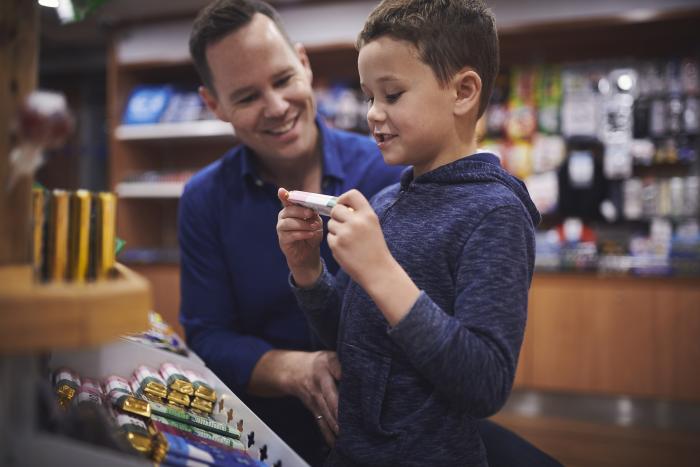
263, 90, 290, 118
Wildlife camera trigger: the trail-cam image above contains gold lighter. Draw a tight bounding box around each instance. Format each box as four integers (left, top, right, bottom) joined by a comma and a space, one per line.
31, 187, 46, 280
91, 192, 117, 280
46, 190, 69, 281
67, 190, 91, 282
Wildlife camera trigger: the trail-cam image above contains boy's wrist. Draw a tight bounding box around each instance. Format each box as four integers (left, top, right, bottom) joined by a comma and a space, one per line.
359, 252, 398, 291
363, 255, 420, 326
291, 260, 323, 288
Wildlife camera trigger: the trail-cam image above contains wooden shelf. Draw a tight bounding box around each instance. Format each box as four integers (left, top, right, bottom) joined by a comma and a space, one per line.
0, 263, 151, 353
114, 120, 234, 141
116, 181, 184, 198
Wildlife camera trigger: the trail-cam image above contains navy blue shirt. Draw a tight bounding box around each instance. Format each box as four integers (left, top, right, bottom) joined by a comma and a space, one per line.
178, 117, 403, 464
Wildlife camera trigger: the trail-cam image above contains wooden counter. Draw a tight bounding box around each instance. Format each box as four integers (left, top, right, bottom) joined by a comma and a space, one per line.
515, 272, 700, 401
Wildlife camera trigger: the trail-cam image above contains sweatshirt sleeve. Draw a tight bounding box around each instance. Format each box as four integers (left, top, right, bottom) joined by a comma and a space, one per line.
292, 259, 350, 350
387, 205, 533, 417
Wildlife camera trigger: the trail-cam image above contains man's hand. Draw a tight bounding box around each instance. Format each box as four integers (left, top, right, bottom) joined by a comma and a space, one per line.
287, 350, 341, 446
249, 350, 341, 446
276, 188, 324, 287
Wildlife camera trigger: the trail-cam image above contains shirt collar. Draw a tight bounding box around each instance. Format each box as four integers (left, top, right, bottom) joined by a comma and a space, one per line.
239, 144, 257, 182
238, 115, 346, 184
317, 115, 345, 182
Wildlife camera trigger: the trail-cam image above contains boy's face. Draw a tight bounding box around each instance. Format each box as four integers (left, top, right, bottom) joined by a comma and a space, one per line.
358, 36, 461, 176
199, 14, 317, 165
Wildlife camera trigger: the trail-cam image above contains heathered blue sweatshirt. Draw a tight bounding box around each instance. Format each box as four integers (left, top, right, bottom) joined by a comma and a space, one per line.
294, 153, 541, 467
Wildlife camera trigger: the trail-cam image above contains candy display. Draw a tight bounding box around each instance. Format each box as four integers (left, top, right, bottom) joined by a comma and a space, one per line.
47, 362, 269, 466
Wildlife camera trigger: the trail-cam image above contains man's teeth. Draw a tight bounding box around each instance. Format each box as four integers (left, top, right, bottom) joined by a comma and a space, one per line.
268, 119, 295, 134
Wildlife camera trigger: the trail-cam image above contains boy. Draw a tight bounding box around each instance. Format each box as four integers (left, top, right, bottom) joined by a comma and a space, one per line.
276, 0, 541, 465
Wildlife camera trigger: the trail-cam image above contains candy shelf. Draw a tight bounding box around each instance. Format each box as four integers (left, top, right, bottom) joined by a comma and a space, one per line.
2, 337, 309, 467
48, 338, 309, 467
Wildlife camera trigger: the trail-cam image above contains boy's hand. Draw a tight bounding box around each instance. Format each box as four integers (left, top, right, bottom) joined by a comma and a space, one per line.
277, 188, 324, 287
327, 189, 393, 289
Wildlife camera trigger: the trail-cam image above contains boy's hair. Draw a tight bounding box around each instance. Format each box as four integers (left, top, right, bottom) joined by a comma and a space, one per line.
357, 0, 499, 118
189, 0, 293, 94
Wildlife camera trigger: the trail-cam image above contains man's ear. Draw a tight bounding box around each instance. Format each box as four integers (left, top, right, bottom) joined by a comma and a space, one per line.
453, 69, 482, 117
295, 42, 313, 84
199, 85, 229, 122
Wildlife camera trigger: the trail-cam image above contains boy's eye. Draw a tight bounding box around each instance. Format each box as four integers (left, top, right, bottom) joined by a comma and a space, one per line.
364, 95, 374, 104
386, 92, 403, 103
237, 93, 258, 105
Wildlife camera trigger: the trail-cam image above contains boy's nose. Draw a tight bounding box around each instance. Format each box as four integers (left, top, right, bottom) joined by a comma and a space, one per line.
366, 102, 385, 124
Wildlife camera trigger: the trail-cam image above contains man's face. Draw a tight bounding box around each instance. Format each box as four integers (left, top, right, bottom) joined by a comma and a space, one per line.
200, 14, 317, 165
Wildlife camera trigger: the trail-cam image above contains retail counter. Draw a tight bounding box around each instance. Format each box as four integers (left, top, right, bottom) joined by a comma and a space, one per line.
514, 272, 700, 401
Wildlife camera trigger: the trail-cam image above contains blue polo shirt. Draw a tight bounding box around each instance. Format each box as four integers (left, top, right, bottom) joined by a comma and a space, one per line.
178, 117, 402, 464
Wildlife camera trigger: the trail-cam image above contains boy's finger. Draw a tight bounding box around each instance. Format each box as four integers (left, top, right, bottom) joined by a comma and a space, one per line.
330, 203, 355, 222
277, 187, 293, 207
336, 188, 368, 211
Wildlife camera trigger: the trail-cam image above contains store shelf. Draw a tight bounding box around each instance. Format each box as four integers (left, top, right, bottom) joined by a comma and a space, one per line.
116, 181, 184, 198
114, 120, 234, 141
0, 263, 151, 353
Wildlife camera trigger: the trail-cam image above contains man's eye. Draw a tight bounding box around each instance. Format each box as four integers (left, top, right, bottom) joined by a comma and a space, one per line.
364, 96, 374, 104
274, 75, 292, 87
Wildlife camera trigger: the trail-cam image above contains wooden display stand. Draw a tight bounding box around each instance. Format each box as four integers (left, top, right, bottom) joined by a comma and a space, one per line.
0, 263, 151, 353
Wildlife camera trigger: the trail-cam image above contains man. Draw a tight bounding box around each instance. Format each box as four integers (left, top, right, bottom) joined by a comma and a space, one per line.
180, 1, 561, 466
180, 0, 402, 463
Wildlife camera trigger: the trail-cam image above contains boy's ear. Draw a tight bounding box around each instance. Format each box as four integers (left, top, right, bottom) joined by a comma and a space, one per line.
295, 42, 314, 84
453, 69, 482, 117
199, 85, 229, 123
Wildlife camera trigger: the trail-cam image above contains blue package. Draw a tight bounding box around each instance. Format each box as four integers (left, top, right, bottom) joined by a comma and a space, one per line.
160, 432, 265, 466
122, 85, 173, 125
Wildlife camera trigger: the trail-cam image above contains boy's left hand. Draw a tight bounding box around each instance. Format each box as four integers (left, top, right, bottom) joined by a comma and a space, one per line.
327, 189, 392, 289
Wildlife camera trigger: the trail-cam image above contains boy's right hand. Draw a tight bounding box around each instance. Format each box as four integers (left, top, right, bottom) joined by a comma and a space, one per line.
277, 188, 324, 287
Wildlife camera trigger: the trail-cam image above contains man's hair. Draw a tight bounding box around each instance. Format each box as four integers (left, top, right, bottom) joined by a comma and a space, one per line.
189, 0, 292, 94
357, 0, 499, 118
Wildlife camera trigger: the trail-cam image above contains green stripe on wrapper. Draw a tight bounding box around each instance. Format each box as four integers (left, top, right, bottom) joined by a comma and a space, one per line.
149, 400, 240, 439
